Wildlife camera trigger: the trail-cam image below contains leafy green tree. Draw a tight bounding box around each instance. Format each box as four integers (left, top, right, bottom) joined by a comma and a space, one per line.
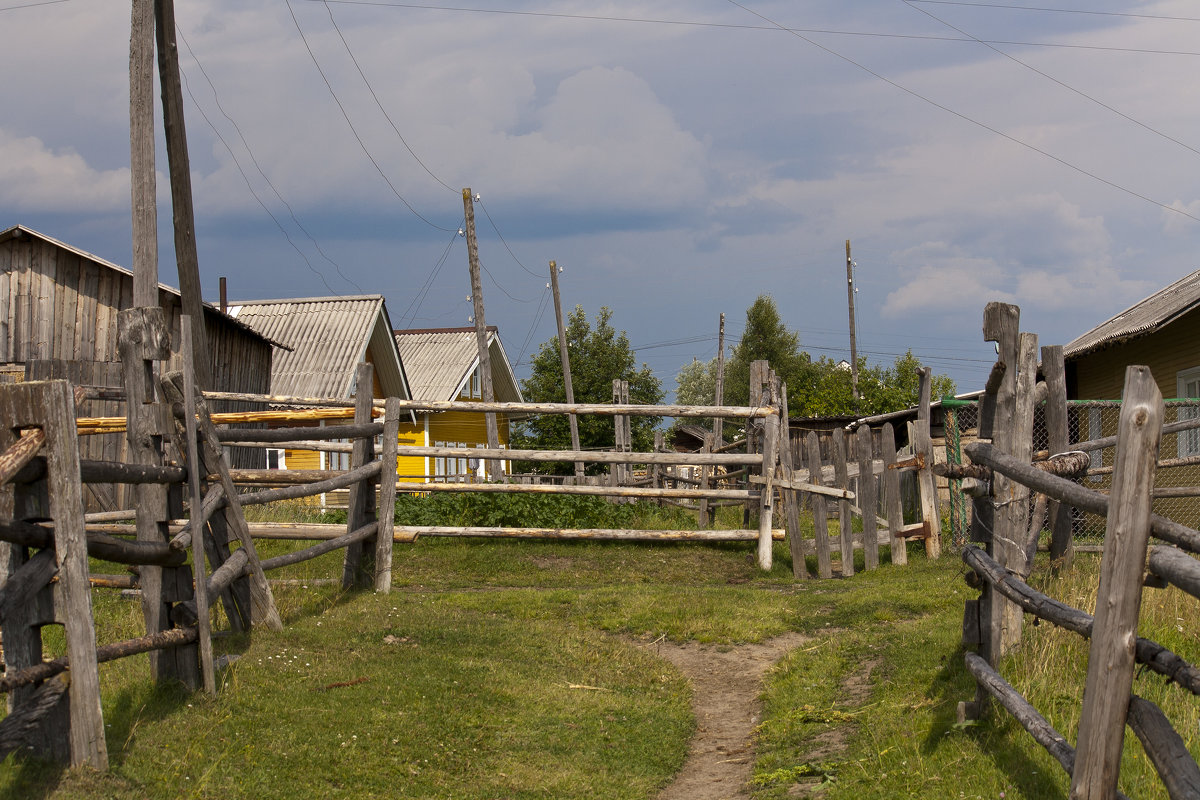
513, 306, 662, 474
725, 295, 819, 409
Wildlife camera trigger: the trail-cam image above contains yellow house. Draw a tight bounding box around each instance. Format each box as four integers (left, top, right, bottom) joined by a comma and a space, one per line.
228, 295, 416, 472
394, 326, 523, 481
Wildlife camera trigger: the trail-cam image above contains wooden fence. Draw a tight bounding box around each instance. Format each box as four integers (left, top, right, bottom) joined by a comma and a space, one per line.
955, 302, 1200, 799
0, 315, 946, 767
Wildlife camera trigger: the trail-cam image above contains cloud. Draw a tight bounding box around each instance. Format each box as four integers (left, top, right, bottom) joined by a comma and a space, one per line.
1163, 200, 1200, 236
0, 130, 129, 213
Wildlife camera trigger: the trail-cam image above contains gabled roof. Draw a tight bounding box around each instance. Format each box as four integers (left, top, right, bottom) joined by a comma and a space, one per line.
394, 326, 523, 403
1065, 269, 1200, 359
0, 223, 276, 345
230, 295, 412, 405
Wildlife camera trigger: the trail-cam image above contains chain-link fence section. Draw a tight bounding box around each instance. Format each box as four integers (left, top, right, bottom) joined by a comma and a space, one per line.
943, 398, 1200, 548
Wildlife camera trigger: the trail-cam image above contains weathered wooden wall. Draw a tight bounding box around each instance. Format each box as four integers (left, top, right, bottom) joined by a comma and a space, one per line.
0, 229, 272, 507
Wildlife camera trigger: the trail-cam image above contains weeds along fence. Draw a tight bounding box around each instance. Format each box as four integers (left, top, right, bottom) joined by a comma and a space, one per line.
0, 329, 945, 769
953, 302, 1200, 799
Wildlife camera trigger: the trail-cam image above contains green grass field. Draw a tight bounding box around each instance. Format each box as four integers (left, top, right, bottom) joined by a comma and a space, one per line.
1, 498, 1196, 799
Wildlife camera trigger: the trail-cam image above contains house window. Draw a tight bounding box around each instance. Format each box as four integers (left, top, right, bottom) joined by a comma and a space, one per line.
470, 370, 481, 398
266, 449, 285, 470
434, 440, 447, 481
1177, 367, 1200, 457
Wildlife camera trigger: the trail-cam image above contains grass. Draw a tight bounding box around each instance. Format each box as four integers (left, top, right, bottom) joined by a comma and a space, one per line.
2, 497, 1197, 799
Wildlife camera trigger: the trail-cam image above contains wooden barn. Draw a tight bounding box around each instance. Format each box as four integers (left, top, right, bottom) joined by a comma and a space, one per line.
393, 326, 522, 481
228, 295, 415, 473
0, 223, 276, 509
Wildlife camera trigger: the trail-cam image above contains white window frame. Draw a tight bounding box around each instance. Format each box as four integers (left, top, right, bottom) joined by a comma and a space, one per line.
1177, 367, 1200, 458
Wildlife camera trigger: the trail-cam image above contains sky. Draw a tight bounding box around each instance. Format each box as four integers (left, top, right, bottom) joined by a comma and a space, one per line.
4, 0, 1200, 401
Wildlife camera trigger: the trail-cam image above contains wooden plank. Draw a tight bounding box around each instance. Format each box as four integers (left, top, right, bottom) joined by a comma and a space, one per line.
342, 363, 378, 590
375, 397, 400, 592
1042, 343, 1072, 563
778, 383, 807, 579
832, 427, 854, 576
857, 425, 879, 570
806, 432, 833, 579
914, 367, 941, 559
1126, 694, 1200, 800
5, 381, 109, 768
1071, 366, 1162, 800
756, 370, 778, 571
180, 316, 216, 695
881, 423, 907, 566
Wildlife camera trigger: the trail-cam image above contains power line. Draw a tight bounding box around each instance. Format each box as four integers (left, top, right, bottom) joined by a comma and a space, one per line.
320, 0, 459, 194
283, 0, 457, 232
476, 198, 542, 278
901, 0, 1200, 162
908, 1, 1200, 24
395, 225, 462, 329
306, 0, 1200, 58
0, 0, 68, 11
176, 29, 362, 293
725, 0, 1200, 226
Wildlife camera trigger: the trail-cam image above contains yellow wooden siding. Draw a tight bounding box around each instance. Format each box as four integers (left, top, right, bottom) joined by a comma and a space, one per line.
284, 447, 321, 471
396, 422, 427, 479
1073, 312, 1200, 401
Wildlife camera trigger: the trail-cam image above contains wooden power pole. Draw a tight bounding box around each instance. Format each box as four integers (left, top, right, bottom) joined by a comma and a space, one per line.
549, 260, 584, 479
462, 189, 503, 481
845, 239, 859, 408
155, 0, 211, 387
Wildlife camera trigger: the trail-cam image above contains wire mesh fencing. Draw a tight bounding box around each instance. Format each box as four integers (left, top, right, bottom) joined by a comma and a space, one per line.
943, 398, 1200, 549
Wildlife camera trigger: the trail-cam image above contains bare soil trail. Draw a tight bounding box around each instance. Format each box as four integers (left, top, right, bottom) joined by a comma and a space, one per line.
653, 632, 809, 800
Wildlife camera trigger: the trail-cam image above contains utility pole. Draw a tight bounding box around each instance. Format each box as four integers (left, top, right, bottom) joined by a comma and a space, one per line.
156, 0, 211, 387
130, 0, 157, 306
462, 188, 503, 481
845, 239, 859, 409
549, 261, 584, 480
712, 312, 726, 446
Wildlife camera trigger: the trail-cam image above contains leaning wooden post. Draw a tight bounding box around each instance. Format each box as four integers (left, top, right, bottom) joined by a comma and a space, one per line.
914, 367, 942, 559
1070, 366, 1162, 800
374, 396, 400, 592
342, 363, 379, 590
881, 423, 908, 566
462, 189, 503, 481
1042, 345, 1074, 570
856, 424, 879, 570
757, 380, 779, 571
747, 361, 767, 528
180, 317, 215, 696
697, 432, 713, 529
832, 427, 854, 576
806, 431, 834, 578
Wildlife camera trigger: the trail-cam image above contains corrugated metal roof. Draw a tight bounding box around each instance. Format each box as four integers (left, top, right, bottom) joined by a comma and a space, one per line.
394, 327, 523, 403
230, 295, 411, 401
1065, 269, 1200, 359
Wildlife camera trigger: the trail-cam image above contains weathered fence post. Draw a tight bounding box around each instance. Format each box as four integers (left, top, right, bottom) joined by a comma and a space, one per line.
120, 306, 198, 688
0, 381, 107, 768
1042, 345, 1073, 570
343, 363, 379, 590
1070, 365, 1162, 800
757, 376, 779, 571
857, 424, 879, 570
832, 427, 854, 576
778, 382, 808, 579
806, 431, 834, 578
914, 367, 941, 558
180, 316, 215, 695
881, 423, 907, 566
375, 396, 400, 593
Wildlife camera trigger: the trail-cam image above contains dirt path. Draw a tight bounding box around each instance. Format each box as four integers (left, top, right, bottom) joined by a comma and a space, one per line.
652, 632, 809, 800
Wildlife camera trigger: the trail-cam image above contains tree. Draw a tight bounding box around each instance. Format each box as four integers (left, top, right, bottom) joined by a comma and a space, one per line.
513, 305, 662, 474
724, 295, 819, 409
697, 295, 955, 420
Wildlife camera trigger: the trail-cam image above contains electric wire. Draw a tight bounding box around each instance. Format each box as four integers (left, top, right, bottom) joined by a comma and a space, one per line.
284, 0, 457, 232
725, 0, 1200, 226
908, 1, 1200, 23
901, 0, 1200, 161
177, 53, 340, 295
513, 284, 552, 368
394, 224, 462, 329
320, 0, 458, 194
0, 0, 68, 11
308, 1, 1200, 58
177, 29, 362, 293
476, 198, 542, 278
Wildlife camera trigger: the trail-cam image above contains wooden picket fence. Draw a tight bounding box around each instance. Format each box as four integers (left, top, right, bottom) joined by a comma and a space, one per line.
955, 302, 1200, 799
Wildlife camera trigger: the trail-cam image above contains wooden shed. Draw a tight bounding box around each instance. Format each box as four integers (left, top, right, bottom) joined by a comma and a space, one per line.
0, 224, 275, 508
